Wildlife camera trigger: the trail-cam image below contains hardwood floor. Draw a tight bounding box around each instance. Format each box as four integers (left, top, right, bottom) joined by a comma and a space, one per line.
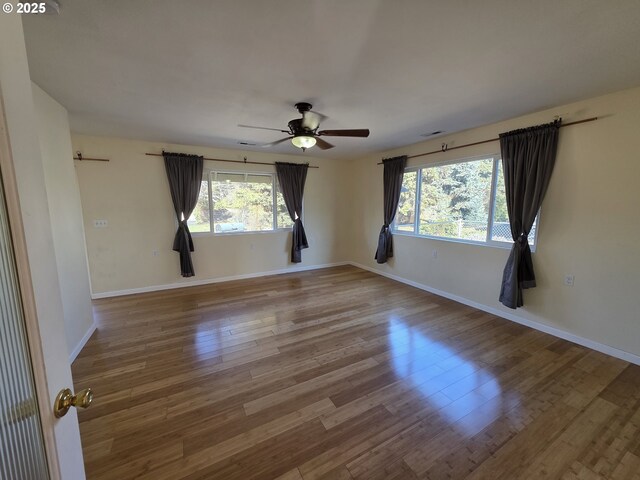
72, 265, 640, 479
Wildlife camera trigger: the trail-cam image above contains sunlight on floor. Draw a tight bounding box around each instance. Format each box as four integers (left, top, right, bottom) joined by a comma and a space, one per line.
388, 317, 512, 434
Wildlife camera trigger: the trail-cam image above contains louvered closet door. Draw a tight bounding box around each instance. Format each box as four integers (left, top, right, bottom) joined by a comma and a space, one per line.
0, 168, 49, 480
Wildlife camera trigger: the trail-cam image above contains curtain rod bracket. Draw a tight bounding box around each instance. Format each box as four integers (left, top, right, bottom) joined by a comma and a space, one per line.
442, 143, 448, 152
76, 151, 82, 161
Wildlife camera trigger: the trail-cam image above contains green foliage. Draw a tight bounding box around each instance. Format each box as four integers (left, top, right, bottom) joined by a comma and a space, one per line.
396, 171, 416, 226
419, 159, 493, 224
213, 179, 272, 231
192, 173, 294, 233
398, 158, 495, 240
493, 161, 509, 222
193, 180, 211, 224
276, 189, 294, 229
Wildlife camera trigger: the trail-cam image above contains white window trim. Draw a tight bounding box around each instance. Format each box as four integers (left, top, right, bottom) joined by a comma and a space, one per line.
190, 169, 294, 236
392, 154, 539, 252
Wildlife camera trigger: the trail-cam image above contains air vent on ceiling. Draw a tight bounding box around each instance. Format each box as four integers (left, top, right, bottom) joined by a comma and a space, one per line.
421, 130, 445, 137
237, 141, 257, 146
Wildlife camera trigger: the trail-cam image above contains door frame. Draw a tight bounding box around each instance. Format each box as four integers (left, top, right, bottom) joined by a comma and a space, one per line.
0, 83, 62, 479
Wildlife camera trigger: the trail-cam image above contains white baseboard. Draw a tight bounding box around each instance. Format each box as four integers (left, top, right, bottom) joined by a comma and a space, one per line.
91, 262, 350, 299
69, 321, 96, 363
349, 261, 640, 366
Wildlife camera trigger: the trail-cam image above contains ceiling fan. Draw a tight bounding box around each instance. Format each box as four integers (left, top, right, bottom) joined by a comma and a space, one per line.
238, 102, 370, 151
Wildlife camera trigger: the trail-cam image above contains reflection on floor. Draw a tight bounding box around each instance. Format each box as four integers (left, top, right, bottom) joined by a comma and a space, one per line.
72, 265, 640, 479
388, 317, 508, 434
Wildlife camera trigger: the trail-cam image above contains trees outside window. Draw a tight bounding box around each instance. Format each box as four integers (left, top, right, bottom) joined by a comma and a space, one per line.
188, 171, 292, 234
393, 156, 539, 249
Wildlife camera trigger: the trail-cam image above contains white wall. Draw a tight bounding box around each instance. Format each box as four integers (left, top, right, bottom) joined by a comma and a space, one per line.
349, 86, 640, 360
0, 13, 86, 480
71, 135, 351, 295
32, 83, 95, 361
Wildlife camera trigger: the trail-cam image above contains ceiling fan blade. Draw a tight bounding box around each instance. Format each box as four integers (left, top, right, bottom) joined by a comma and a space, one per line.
317, 129, 370, 137
238, 124, 290, 133
301, 111, 328, 131
314, 137, 334, 150
261, 137, 292, 148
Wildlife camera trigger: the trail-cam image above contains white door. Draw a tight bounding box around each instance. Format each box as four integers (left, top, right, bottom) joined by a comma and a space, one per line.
0, 87, 88, 478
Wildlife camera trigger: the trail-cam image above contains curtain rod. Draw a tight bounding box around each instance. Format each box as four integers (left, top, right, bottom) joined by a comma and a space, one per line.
377, 117, 598, 165
145, 153, 319, 169
73, 151, 109, 162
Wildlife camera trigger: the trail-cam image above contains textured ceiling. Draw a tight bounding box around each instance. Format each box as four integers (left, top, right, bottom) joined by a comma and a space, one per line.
22, 0, 640, 158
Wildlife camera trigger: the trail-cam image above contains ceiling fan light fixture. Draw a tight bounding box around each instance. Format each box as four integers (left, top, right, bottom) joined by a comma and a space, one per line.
291, 135, 316, 150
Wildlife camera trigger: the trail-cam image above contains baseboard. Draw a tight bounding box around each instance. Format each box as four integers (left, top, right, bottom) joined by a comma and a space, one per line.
91, 261, 351, 299
349, 261, 640, 366
69, 321, 96, 363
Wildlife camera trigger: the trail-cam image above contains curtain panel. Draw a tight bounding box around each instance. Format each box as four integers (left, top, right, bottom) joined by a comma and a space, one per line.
498, 120, 560, 308
275, 162, 309, 263
375, 155, 407, 264
163, 152, 203, 277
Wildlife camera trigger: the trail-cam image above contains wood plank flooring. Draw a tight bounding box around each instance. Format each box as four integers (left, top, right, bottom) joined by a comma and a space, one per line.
72, 265, 640, 479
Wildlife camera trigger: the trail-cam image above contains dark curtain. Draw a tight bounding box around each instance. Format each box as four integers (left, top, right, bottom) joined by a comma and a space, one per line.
275, 162, 309, 263
375, 155, 407, 264
499, 120, 560, 309
163, 152, 203, 277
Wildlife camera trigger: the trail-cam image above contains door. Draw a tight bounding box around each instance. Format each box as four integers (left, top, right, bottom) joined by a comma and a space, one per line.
0, 168, 50, 479
0, 80, 87, 478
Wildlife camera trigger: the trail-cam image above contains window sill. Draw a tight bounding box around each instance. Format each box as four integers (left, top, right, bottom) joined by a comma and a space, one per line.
191, 228, 291, 238
392, 230, 537, 253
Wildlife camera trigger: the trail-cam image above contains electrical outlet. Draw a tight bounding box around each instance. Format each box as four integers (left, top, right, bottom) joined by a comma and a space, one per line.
564, 275, 575, 287
93, 219, 108, 228
152, 250, 160, 257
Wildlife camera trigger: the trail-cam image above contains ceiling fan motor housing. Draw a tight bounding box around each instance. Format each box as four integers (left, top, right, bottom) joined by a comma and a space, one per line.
294, 102, 313, 114
288, 118, 313, 135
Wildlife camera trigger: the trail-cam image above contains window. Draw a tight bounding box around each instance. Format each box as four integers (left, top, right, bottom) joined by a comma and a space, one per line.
395, 171, 417, 232
393, 155, 538, 249
490, 161, 537, 246
190, 179, 211, 233
188, 171, 293, 234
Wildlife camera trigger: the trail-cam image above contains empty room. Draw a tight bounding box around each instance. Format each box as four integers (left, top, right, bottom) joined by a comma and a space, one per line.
2, 1, 640, 479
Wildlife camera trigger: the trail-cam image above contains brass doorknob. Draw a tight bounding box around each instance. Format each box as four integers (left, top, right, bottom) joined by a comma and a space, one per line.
53, 388, 93, 418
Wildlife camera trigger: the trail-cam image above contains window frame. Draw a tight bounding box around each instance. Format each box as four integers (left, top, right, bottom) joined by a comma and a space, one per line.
189, 169, 294, 236
392, 154, 539, 251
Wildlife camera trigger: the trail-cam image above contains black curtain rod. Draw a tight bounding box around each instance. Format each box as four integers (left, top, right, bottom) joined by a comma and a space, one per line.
377, 117, 598, 165
145, 153, 319, 169
73, 151, 109, 162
